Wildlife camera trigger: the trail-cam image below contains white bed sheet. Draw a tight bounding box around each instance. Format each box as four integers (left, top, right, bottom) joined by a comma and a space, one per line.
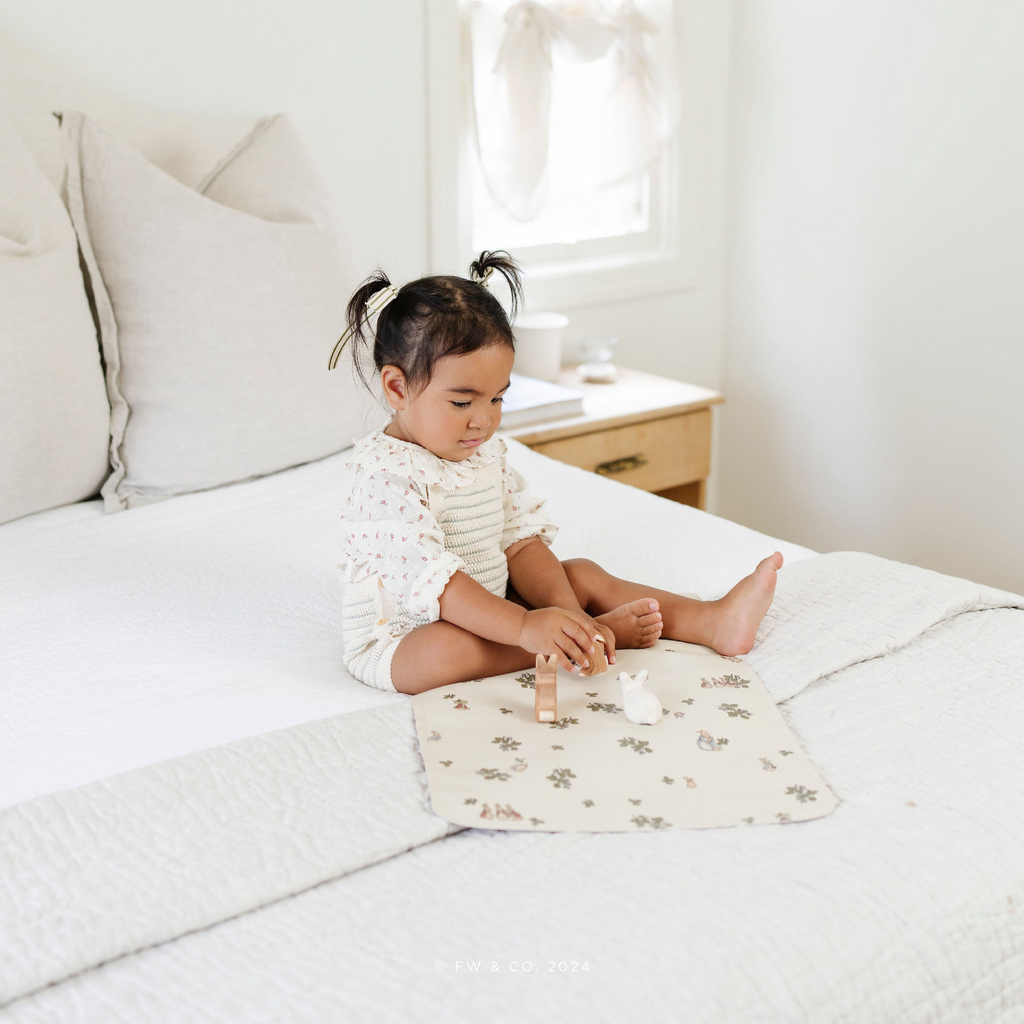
0, 440, 813, 809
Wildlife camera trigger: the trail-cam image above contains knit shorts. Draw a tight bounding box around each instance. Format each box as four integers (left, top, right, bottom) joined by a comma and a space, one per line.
342, 577, 431, 693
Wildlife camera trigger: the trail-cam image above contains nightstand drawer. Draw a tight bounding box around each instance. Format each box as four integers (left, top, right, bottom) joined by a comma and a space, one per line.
529, 409, 712, 493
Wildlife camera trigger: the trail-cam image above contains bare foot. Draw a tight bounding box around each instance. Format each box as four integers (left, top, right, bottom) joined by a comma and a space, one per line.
596, 599, 664, 650
709, 552, 783, 657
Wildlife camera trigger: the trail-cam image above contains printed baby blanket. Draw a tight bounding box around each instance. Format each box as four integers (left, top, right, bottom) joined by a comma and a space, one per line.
413, 641, 838, 831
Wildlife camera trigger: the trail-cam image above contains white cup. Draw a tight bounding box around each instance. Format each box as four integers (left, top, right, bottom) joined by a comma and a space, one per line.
512, 312, 568, 382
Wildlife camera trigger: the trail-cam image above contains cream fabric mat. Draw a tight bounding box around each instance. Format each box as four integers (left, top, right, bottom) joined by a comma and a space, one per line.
414, 641, 838, 831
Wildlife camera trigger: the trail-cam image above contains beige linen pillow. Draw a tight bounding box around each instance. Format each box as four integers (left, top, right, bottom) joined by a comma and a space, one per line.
61, 111, 367, 510
0, 109, 109, 525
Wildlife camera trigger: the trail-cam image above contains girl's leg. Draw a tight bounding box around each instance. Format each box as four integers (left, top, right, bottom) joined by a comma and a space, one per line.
390, 620, 534, 694
562, 553, 783, 657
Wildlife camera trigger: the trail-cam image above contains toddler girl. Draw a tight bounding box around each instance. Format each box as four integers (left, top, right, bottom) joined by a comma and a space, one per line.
333, 252, 782, 694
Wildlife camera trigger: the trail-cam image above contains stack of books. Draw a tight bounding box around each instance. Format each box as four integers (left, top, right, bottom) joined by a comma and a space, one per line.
500, 373, 585, 429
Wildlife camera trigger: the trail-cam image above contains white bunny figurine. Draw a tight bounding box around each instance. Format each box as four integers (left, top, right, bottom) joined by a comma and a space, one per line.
619, 670, 663, 725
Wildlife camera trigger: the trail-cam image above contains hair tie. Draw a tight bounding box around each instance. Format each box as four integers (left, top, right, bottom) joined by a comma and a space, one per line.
328, 284, 400, 370
474, 265, 495, 289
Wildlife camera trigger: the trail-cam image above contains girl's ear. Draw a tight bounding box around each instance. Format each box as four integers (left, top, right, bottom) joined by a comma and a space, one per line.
380, 365, 408, 411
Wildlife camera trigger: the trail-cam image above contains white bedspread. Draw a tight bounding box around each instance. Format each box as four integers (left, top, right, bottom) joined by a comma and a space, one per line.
0, 440, 812, 808
2, 547, 1021, 1021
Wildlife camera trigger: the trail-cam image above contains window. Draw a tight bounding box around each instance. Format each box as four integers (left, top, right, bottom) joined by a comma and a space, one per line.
428, 0, 707, 309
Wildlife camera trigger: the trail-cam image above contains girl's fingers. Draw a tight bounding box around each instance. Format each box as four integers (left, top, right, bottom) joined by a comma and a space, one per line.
555, 632, 589, 672
567, 618, 597, 653
597, 625, 617, 664
553, 643, 580, 674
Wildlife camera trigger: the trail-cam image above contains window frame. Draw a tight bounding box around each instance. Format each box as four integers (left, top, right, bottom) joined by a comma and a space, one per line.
426, 0, 715, 310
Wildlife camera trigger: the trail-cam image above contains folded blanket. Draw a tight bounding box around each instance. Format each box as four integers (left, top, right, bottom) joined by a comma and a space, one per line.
2, 551, 1020, 1008
746, 551, 1022, 702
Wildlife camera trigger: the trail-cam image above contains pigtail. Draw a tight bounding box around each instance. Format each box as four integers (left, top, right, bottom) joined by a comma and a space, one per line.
329, 271, 395, 372
470, 250, 524, 320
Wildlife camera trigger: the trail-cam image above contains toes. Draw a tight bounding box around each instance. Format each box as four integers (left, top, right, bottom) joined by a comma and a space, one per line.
637, 612, 662, 628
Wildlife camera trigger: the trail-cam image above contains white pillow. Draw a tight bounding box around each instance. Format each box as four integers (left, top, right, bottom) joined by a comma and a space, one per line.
61, 111, 372, 511
0, 108, 109, 525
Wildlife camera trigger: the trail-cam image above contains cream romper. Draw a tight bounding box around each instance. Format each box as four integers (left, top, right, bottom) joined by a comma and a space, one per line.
340, 430, 557, 692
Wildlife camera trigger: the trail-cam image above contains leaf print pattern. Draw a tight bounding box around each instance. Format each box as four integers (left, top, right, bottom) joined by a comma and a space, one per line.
786, 785, 818, 803
586, 702, 621, 715
476, 768, 511, 781
662, 776, 674, 785
499, 708, 514, 715
619, 737, 653, 755
700, 673, 750, 689
549, 717, 580, 730
582, 799, 595, 808
718, 703, 750, 719
631, 815, 671, 830
529, 818, 545, 826
492, 736, 521, 752
516, 672, 536, 689
547, 767, 576, 789
628, 798, 642, 805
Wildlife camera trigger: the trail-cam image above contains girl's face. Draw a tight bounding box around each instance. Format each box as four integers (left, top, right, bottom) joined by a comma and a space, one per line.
381, 344, 515, 462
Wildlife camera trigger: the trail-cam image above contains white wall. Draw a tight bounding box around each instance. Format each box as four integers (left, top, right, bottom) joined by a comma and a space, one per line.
0, 0, 731, 407
721, 0, 1024, 593
0, 0, 430, 285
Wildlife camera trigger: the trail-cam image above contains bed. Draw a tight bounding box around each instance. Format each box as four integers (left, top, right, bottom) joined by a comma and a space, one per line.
3, 29, 1024, 1024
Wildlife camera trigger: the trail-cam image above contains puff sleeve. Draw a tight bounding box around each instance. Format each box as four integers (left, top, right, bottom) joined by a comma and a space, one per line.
500, 459, 559, 551
341, 469, 465, 621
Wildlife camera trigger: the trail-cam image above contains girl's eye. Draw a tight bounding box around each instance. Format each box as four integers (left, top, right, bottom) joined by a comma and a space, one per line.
492, 396, 505, 405
451, 401, 471, 409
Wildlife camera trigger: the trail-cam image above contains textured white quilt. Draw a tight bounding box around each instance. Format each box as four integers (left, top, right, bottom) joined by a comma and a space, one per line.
2, 535, 1021, 1021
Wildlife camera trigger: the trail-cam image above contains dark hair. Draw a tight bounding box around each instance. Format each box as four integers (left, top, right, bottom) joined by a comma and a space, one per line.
332, 251, 524, 391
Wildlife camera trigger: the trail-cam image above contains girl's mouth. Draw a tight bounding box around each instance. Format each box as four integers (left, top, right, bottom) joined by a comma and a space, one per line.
459, 438, 484, 447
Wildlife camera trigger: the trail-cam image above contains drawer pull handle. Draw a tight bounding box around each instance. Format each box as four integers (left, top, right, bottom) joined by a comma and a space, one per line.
595, 454, 647, 476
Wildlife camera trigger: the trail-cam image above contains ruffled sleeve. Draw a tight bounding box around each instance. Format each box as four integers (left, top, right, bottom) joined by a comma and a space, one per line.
341, 468, 465, 621
500, 458, 559, 551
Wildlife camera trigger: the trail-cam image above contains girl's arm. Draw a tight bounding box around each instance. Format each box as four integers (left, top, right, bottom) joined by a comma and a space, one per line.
438, 570, 600, 674
504, 536, 582, 612
504, 538, 618, 663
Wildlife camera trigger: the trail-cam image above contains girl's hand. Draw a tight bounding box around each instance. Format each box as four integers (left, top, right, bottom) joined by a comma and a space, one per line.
518, 608, 604, 674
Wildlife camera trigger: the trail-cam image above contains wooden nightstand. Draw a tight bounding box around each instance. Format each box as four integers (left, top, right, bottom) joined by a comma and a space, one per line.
501, 368, 724, 509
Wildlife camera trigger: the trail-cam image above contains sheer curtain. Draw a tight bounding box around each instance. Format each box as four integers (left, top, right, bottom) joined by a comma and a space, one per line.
472, 0, 671, 225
